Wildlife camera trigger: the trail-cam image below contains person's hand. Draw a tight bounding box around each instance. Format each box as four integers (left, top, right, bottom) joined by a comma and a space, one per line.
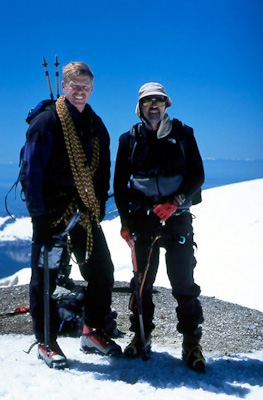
120, 225, 135, 247
172, 194, 186, 207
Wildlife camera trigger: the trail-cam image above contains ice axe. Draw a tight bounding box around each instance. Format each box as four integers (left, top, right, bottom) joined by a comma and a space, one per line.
43, 246, 51, 355
129, 240, 150, 361
43, 208, 81, 355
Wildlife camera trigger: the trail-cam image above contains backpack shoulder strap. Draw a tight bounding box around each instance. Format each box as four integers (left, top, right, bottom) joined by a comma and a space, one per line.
172, 119, 202, 205
128, 122, 142, 169
5, 145, 26, 220
172, 118, 187, 159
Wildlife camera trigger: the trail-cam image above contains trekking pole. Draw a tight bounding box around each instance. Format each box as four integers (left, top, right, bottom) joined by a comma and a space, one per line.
54, 55, 60, 99
43, 246, 51, 355
42, 56, 54, 100
130, 241, 150, 361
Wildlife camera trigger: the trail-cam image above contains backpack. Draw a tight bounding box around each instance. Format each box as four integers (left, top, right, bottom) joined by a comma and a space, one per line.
25, 99, 56, 124
5, 56, 60, 219
55, 286, 121, 338
1, 284, 121, 338
5, 99, 57, 219
55, 286, 85, 337
128, 119, 202, 205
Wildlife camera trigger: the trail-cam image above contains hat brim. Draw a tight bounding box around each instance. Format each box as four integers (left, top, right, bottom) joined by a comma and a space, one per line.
139, 91, 172, 107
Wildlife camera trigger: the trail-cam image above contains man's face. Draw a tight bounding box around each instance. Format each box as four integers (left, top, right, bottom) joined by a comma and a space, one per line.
140, 96, 166, 127
61, 77, 93, 112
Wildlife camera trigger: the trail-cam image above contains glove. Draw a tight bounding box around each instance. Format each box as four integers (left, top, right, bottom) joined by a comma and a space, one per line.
120, 225, 134, 247
32, 216, 54, 248
153, 202, 178, 222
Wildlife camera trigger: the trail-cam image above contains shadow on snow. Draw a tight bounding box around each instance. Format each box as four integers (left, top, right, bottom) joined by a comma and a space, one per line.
67, 350, 263, 398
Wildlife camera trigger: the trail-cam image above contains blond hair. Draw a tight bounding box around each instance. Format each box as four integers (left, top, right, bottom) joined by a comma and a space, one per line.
63, 62, 94, 84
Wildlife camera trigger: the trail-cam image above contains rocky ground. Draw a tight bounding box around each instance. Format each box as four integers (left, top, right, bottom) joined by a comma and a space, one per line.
1, 281, 263, 355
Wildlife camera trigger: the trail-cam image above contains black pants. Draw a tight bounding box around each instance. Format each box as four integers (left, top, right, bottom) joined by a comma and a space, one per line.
30, 221, 114, 342
129, 211, 204, 336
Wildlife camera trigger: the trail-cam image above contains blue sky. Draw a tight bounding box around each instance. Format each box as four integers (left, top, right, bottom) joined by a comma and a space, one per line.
0, 0, 262, 163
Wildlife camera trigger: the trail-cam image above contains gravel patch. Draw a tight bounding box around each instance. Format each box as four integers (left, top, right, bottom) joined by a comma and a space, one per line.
1, 281, 263, 355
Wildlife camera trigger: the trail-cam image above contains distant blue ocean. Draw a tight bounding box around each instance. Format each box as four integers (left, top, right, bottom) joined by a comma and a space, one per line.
0, 160, 262, 279
0, 159, 263, 218
202, 159, 263, 190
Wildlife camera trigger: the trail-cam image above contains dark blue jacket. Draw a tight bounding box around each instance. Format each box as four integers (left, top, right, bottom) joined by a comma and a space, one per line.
20, 99, 111, 219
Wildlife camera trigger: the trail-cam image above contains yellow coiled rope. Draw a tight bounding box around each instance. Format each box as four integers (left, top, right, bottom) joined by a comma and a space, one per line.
55, 96, 100, 261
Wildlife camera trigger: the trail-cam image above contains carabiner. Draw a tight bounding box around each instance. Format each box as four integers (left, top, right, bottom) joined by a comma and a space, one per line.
178, 236, 186, 245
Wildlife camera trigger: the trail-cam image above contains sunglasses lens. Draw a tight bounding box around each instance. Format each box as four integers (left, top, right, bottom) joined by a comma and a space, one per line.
141, 97, 166, 107
155, 100, 166, 106
141, 99, 151, 106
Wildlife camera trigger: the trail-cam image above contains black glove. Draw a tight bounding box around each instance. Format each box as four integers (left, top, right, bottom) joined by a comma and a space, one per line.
32, 216, 54, 248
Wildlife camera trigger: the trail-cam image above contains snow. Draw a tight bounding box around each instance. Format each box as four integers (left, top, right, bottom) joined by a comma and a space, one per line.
2, 179, 263, 312
0, 335, 262, 399
0, 215, 32, 241
0, 179, 263, 399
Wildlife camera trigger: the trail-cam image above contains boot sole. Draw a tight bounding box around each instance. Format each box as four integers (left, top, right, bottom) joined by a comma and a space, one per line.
38, 353, 68, 369
124, 343, 151, 359
81, 345, 122, 357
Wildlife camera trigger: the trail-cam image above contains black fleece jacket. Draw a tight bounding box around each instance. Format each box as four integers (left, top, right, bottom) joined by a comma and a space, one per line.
114, 120, 204, 224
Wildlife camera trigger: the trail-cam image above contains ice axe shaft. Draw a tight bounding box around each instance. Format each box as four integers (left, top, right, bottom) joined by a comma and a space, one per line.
130, 242, 150, 361
43, 247, 51, 354
43, 209, 80, 354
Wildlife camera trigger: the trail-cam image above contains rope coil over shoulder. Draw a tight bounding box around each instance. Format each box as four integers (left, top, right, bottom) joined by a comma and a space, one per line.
55, 96, 100, 261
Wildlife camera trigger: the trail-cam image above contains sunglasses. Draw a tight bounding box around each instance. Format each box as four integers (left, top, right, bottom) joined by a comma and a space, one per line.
68, 84, 92, 92
140, 97, 167, 107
